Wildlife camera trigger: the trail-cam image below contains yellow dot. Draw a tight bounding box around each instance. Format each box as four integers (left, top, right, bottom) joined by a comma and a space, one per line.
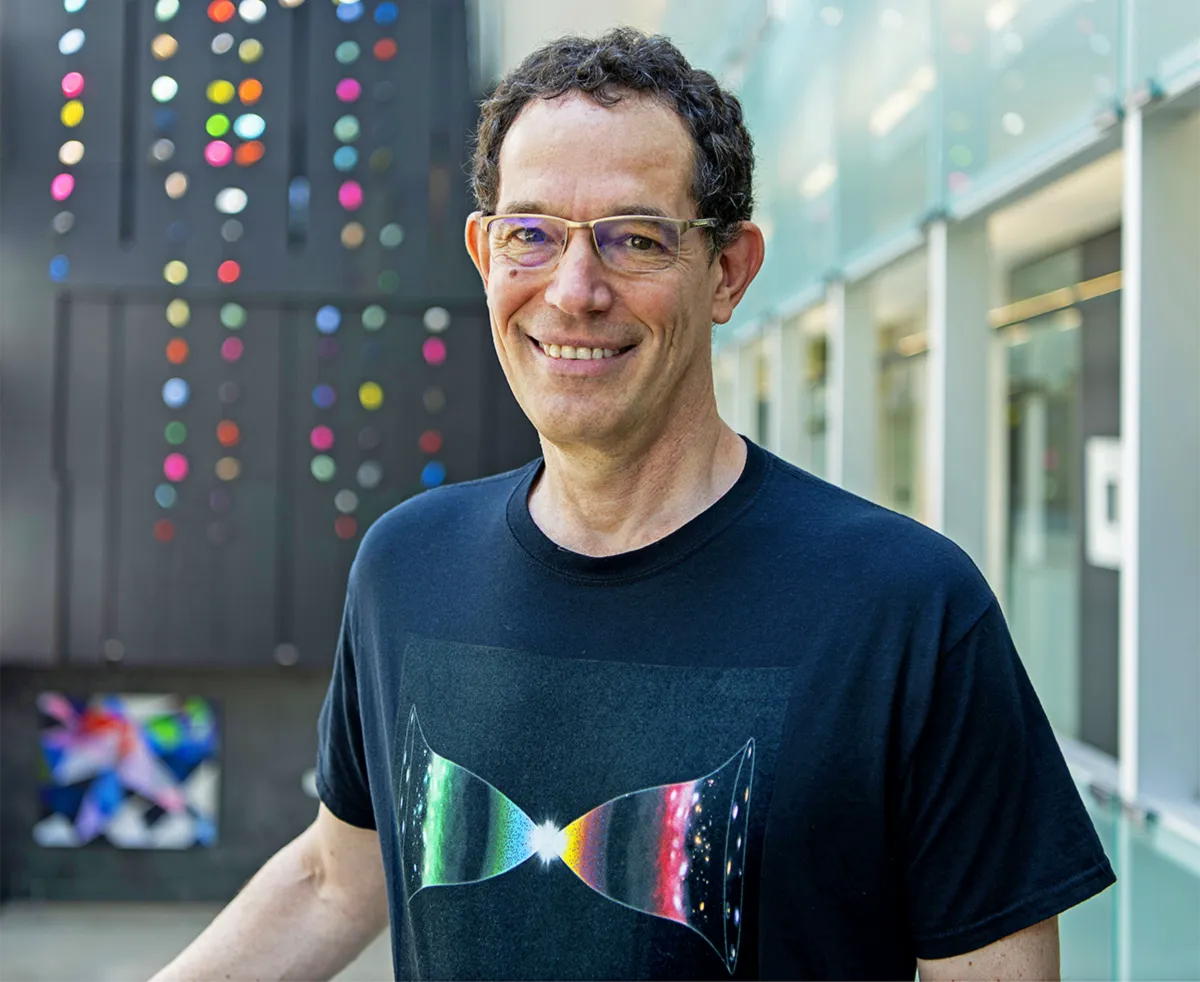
216, 457, 241, 481
358, 382, 383, 411
341, 222, 365, 249
151, 33, 178, 59
164, 261, 188, 285
238, 38, 263, 63
207, 80, 235, 104
166, 299, 190, 327
61, 100, 85, 127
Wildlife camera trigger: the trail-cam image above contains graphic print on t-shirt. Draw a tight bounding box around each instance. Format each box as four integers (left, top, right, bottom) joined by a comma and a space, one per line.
390, 638, 793, 980
399, 705, 755, 973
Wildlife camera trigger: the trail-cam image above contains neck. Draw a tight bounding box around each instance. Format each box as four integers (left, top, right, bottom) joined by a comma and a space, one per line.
528, 403, 747, 558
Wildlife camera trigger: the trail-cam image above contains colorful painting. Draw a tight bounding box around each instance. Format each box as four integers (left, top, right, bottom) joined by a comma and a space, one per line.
35, 692, 219, 849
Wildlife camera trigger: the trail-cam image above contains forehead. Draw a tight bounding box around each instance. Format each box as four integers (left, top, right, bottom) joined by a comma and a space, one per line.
496, 92, 695, 216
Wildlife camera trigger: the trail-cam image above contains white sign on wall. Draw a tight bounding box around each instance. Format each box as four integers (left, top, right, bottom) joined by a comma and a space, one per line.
1085, 436, 1122, 570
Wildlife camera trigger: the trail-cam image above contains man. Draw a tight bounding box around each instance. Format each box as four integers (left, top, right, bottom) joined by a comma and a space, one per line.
153, 29, 1113, 981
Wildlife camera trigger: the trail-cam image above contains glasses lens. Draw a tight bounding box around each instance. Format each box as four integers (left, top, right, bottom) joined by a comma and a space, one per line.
595, 217, 679, 272
487, 216, 564, 268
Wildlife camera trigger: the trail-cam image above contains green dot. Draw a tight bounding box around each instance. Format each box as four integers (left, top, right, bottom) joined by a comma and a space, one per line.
362, 305, 386, 331
949, 144, 973, 168
335, 41, 360, 65
165, 421, 188, 445
377, 270, 399, 293
311, 455, 336, 482
220, 303, 246, 329
334, 115, 360, 143
206, 113, 231, 138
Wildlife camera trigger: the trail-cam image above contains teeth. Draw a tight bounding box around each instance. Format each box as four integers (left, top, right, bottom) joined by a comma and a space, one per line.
538, 342, 623, 360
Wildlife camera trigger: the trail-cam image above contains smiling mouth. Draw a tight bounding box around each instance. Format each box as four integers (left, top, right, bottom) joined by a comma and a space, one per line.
531, 337, 637, 361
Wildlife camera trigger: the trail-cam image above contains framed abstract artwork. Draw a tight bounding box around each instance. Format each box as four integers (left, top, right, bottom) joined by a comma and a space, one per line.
35, 692, 220, 849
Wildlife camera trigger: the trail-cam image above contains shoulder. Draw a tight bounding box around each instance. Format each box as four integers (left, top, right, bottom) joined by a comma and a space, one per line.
753, 451, 994, 648
348, 462, 535, 588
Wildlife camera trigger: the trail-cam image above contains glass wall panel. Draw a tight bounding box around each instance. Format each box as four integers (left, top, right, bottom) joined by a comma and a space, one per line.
938, 0, 1121, 209
801, 310, 829, 480
733, 7, 840, 317
1131, 0, 1200, 93
1004, 310, 1083, 740
836, 0, 938, 263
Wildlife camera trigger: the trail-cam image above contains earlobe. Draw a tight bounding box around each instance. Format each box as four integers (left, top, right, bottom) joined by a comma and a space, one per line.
710, 222, 765, 325
465, 211, 489, 287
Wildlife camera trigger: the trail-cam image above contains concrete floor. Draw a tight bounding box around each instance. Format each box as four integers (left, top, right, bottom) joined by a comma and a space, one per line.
0, 902, 394, 982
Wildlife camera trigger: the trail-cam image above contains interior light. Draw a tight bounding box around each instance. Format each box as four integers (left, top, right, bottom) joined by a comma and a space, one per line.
336, 78, 362, 102
238, 79, 263, 105
312, 384, 336, 409
215, 187, 248, 214
165, 421, 188, 445
64, 0, 87, 11
59, 141, 85, 166
235, 141, 265, 166
51, 174, 76, 201
423, 387, 446, 413
152, 34, 179, 59
61, 101, 85, 127
334, 490, 358, 513
421, 461, 446, 488
279, 0, 307, 7
151, 76, 179, 102
207, 80, 235, 104
418, 430, 443, 454
61, 72, 85, 99
59, 29, 86, 55
233, 113, 266, 139
423, 307, 450, 333
239, 38, 264, 63
333, 146, 358, 171
155, 0, 180, 21
240, 0, 267, 22
337, 181, 363, 210
205, 140, 233, 166
165, 171, 188, 197
377, 270, 399, 293
155, 484, 177, 509
208, 0, 236, 23
358, 381, 383, 410
154, 519, 176, 543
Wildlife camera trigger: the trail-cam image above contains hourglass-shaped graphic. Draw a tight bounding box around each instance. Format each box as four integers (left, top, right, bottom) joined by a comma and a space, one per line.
396, 707, 754, 973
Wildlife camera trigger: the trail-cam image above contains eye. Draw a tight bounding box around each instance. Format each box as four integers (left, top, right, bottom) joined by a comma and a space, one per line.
513, 226, 546, 244
626, 234, 658, 251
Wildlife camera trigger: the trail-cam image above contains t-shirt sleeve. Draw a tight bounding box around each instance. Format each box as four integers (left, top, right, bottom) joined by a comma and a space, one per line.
897, 600, 1115, 960
315, 598, 377, 830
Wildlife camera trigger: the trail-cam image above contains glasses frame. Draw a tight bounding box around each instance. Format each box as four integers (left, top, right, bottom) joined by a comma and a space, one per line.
478, 213, 719, 273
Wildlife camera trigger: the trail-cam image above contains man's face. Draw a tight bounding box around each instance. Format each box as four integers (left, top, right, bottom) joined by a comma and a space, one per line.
466, 93, 729, 450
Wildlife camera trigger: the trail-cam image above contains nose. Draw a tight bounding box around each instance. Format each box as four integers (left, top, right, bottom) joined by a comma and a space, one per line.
542, 226, 613, 316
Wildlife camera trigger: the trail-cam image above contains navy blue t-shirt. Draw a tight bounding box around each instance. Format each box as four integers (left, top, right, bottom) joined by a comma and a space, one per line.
317, 439, 1114, 980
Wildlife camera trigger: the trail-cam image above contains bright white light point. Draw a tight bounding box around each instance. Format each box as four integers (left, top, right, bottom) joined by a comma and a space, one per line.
1002, 112, 1025, 135
732, 803, 739, 819
529, 820, 566, 864
679, 861, 689, 878
692, 791, 700, 803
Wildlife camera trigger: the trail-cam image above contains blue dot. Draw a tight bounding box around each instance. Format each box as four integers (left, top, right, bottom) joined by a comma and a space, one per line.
315, 305, 341, 334
420, 461, 446, 488
288, 177, 311, 207
336, 2, 363, 22
153, 108, 176, 133
155, 483, 177, 508
313, 383, 336, 409
162, 377, 190, 409
333, 146, 358, 172
166, 220, 188, 243
49, 255, 70, 282
375, 2, 397, 24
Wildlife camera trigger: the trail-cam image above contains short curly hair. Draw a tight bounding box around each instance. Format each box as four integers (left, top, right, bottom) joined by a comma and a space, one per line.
471, 28, 755, 254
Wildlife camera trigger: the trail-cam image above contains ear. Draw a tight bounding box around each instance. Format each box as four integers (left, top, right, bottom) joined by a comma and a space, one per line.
709, 221, 765, 326
464, 211, 490, 287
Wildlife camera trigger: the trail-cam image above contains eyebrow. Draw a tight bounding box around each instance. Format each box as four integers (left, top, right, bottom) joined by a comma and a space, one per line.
495, 202, 672, 219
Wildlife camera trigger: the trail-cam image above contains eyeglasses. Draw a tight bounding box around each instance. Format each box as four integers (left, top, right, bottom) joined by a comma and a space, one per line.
479, 213, 718, 273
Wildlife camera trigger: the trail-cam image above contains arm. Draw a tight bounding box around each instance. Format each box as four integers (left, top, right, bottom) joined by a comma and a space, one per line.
918, 916, 1060, 981
149, 804, 388, 982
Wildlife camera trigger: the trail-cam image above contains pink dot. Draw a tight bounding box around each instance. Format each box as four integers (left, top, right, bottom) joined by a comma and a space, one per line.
335, 78, 362, 103
337, 180, 363, 210
948, 170, 972, 194
164, 452, 189, 482
62, 72, 85, 99
205, 140, 233, 167
310, 425, 334, 451
51, 173, 75, 201
221, 337, 244, 362
422, 337, 446, 366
